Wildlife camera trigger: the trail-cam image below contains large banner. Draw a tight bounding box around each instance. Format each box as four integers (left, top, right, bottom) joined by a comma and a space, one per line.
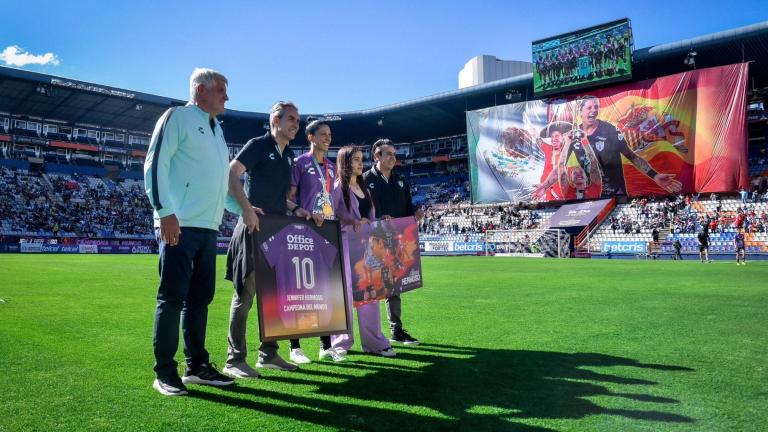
254, 215, 351, 342
468, 63, 749, 204
344, 217, 423, 307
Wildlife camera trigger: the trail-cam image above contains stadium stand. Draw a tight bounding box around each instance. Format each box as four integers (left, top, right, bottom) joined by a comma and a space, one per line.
420, 203, 555, 236
0, 165, 238, 238
585, 195, 768, 255
2, 21, 768, 257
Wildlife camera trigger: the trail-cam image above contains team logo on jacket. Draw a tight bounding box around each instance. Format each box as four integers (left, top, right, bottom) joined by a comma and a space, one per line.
269, 153, 276, 160
198, 127, 205, 134
369, 183, 375, 189
398, 180, 404, 188
596, 141, 605, 152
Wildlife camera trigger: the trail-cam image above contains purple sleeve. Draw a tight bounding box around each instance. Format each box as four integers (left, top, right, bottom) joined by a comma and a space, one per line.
260, 234, 280, 268
332, 183, 351, 226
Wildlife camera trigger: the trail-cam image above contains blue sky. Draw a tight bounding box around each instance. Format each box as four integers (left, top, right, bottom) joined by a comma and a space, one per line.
2, 0, 766, 114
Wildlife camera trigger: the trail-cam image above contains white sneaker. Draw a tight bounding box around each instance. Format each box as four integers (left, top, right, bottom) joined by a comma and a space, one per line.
222, 362, 260, 379
290, 348, 312, 364
334, 348, 348, 356
379, 347, 397, 357
319, 348, 347, 362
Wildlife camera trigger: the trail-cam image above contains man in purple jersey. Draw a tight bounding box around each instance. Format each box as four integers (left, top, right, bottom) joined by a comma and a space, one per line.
261, 223, 338, 328
287, 119, 346, 362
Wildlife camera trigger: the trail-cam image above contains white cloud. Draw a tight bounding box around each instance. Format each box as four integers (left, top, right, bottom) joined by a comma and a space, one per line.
0, 45, 60, 67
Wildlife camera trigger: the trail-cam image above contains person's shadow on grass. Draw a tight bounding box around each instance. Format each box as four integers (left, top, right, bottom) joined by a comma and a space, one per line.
190, 343, 695, 431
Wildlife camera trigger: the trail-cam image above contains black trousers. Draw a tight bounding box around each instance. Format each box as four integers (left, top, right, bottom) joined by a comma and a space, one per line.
153, 227, 218, 378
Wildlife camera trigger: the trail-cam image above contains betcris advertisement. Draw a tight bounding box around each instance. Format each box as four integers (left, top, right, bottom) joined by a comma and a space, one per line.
453, 242, 486, 254
421, 241, 487, 255
601, 241, 647, 254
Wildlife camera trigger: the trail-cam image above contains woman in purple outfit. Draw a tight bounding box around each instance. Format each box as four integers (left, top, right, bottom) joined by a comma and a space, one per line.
330, 145, 396, 357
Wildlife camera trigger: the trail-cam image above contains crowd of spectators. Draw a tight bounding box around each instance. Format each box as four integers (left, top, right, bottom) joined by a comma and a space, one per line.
608, 195, 692, 234
419, 203, 545, 236
412, 171, 471, 207
0, 166, 51, 234
607, 192, 768, 237
4, 162, 767, 242
0, 167, 238, 238
698, 193, 768, 234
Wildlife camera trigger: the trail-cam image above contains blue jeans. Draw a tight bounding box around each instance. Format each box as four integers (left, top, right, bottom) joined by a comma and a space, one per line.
153, 227, 218, 378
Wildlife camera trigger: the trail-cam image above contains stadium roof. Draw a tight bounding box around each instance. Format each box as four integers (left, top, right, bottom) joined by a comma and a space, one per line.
1, 20, 767, 145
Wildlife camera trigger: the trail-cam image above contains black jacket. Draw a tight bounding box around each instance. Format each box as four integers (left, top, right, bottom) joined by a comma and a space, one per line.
363, 166, 416, 218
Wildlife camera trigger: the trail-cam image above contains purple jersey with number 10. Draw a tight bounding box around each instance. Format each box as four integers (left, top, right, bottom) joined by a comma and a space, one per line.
261, 224, 337, 329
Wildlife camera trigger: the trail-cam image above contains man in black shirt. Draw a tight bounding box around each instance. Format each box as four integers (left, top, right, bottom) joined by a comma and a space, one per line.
697, 226, 711, 263
223, 101, 309, 377
363, 139, 424, 345
576, 96, 682, 197
672, 239, 683, 260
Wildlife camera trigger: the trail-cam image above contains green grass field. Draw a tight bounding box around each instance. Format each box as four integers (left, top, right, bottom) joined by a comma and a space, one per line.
1, 255, 766, 431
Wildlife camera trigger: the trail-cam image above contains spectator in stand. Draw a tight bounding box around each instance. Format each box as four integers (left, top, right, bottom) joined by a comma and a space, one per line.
735, 209, 746, 230
739, 188, 748, 204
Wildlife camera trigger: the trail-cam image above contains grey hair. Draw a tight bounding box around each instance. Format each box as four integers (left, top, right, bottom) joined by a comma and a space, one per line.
189, 68, 228, 102
269, 101, 299, 125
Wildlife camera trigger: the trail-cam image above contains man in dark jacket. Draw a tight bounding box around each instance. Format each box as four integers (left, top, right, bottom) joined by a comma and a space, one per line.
363, 139, 424, 345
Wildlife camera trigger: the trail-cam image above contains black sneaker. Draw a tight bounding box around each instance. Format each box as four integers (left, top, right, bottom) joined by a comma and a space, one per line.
153, 375, 188, 396
182, 362, 235, 387
390, 329, 420, 346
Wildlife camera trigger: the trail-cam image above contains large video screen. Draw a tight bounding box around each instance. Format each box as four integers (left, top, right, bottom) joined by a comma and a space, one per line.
533, 18, 633, 97
467, 63, 750, 204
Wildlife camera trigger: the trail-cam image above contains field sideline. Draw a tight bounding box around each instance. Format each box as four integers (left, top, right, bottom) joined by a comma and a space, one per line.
0, 255, 765, 432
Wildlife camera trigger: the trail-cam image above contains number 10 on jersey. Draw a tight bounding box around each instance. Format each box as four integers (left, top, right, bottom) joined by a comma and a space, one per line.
291, 256, 315, 289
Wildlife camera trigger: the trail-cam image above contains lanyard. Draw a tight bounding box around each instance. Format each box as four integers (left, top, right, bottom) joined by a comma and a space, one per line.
312, 155, 331, 194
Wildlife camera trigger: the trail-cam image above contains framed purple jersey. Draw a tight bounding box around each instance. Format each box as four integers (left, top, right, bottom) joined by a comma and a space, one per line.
254, 215, 351, 341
